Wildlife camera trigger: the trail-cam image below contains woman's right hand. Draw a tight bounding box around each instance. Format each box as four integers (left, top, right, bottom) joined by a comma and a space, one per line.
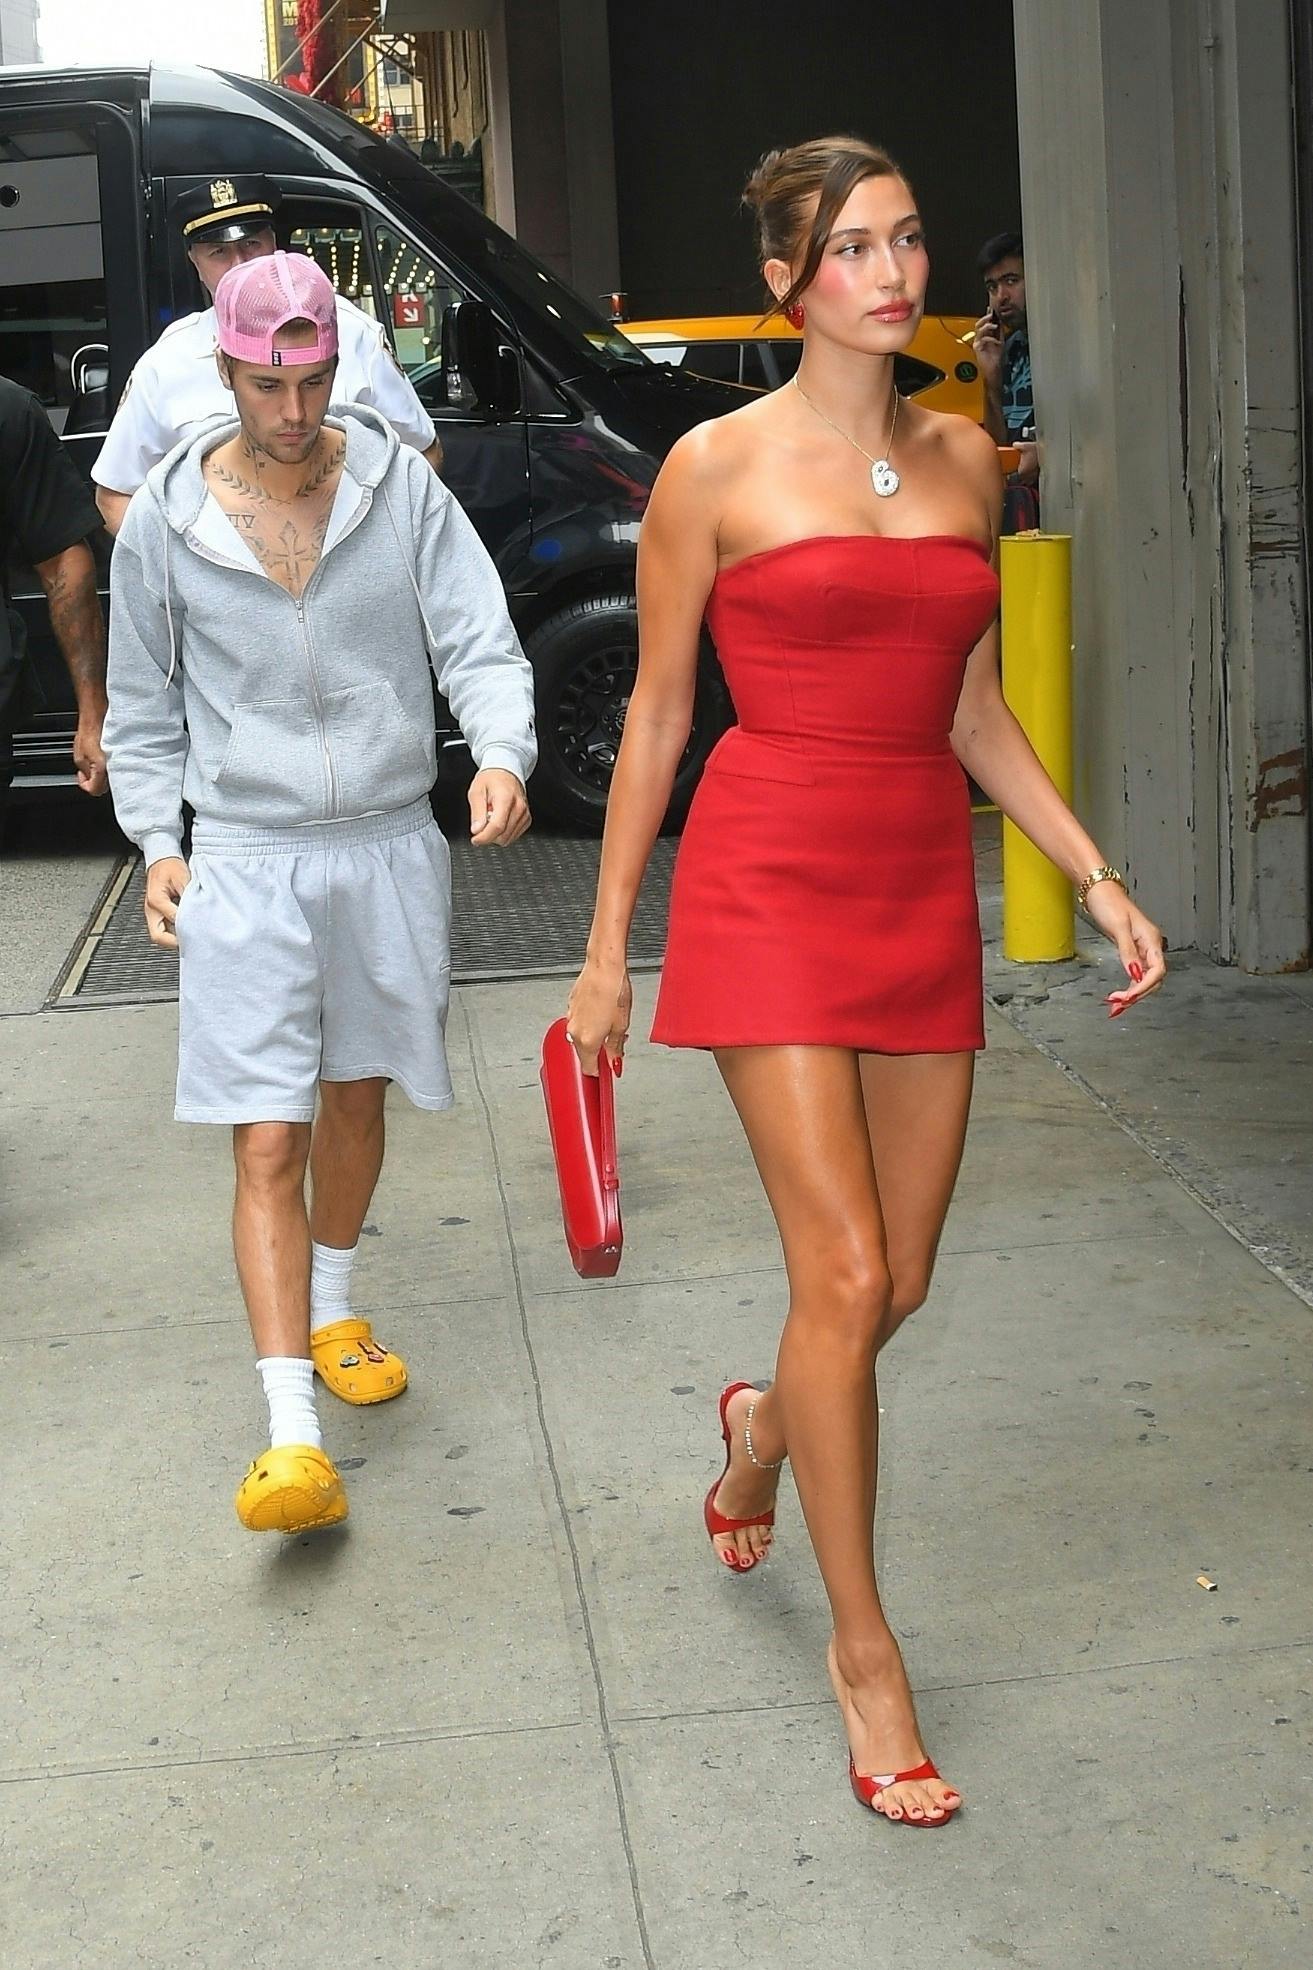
565, 956, 632, 1078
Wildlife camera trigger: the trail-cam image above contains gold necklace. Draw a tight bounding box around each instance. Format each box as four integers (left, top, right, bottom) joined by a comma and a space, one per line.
792, 377, 901, 497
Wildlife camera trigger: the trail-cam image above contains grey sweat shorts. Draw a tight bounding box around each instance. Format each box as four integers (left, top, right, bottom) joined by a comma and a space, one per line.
174, 797, 454, 1124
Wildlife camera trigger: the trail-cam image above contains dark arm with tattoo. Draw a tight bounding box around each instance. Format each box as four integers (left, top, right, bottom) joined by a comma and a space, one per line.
35, 542, 109, 794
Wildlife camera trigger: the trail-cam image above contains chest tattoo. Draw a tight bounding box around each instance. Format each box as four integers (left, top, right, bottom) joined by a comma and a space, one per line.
204, 436, 345, 598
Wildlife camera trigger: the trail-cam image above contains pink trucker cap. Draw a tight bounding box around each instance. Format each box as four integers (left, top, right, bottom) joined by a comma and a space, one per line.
213, 250, 339, 367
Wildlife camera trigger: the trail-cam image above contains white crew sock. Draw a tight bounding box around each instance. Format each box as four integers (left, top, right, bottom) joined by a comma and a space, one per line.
310, 1240, 358, 1337
258, 1357, 323, 1451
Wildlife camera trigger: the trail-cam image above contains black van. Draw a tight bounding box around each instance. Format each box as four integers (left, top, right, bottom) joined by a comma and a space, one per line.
0, 63, 743, 829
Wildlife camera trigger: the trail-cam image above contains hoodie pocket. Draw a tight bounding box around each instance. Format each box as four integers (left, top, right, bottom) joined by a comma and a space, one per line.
322, 682, 435, 813
215, 700, 325, 817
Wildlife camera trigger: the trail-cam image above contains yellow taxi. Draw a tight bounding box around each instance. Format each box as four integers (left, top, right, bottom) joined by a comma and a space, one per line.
620, 312, 984, 419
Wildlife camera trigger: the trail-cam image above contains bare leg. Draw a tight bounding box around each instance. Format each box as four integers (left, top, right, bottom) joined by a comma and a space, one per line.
860, 1051, 974, 1342
713, 1045, 972, 1824
309, 1077, 388, 1248
232, 1121, 313, 1359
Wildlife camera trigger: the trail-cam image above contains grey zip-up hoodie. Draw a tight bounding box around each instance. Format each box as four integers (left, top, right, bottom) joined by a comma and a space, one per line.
103, 405, 536, 865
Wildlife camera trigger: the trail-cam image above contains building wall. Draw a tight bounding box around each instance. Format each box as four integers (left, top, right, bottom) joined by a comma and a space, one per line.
1013, 0, 1309, 969
420, 29, 487, 149
388, 2, 1017, 313
0, 0, 41, 65
607, 0, 1022, 319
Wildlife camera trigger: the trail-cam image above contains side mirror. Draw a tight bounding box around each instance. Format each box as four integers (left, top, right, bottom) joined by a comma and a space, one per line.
441, 299, 520, 417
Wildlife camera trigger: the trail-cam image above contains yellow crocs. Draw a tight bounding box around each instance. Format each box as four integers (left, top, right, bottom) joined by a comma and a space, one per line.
310, 1317, 408, 1405
235, 1444, 349, 1534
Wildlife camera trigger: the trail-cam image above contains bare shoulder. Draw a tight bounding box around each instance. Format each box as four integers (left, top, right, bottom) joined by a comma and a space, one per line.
932, 407, 1003, 483
659, 395, 768, 481
651, 394, 779, 516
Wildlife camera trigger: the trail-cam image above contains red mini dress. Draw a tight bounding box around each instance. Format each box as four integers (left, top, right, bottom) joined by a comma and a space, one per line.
651, 534, 1001, 1054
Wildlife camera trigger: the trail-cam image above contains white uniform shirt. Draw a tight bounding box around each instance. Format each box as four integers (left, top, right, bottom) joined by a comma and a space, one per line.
92, 294, 436, 493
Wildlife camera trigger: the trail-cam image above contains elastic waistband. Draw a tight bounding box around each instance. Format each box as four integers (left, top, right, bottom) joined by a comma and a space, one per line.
192, 797, 434, 855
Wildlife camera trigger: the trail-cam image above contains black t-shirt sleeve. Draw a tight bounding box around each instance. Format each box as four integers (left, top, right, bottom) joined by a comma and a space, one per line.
0, 378, 101, 566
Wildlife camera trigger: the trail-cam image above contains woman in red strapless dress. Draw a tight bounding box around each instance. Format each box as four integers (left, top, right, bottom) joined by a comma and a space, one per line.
567, 138, 1166, 1830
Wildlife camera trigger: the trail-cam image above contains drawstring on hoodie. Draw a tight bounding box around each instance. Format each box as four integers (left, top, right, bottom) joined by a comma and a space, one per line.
162, 521, 179, 689
381, 481, 436, 654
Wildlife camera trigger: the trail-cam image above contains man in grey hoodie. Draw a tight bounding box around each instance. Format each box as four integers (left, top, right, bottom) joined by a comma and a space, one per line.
104, 252, 536, 1535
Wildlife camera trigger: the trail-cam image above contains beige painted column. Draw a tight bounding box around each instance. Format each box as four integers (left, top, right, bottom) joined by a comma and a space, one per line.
1013, 0, 1309, 968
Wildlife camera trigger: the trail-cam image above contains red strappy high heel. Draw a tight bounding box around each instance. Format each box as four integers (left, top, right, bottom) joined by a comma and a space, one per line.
703, 1381, 778, 1573
849, 1757, 961, 1828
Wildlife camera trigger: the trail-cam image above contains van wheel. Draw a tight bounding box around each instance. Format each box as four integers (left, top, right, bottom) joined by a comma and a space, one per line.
526, 594, 729, 834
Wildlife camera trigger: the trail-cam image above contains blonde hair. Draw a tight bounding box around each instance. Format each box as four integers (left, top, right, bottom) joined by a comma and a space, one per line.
743, 136, 911, 318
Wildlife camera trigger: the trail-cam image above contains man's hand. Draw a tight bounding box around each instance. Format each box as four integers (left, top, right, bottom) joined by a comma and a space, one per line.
73, 709, 109, 795
1014, 440, 1040, 486
468, 768, 531, 846
144, 856, 190, 947
972, 312, 1005, 387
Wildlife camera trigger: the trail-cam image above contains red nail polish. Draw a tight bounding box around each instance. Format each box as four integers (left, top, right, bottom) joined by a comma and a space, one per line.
1129, 962, 1144, 983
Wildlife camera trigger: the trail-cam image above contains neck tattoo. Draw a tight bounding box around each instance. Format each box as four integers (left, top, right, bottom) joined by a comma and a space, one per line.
213, 432, 342, 508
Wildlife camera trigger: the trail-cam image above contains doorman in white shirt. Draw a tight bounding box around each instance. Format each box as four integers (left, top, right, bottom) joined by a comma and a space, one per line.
93, 174, 443, 535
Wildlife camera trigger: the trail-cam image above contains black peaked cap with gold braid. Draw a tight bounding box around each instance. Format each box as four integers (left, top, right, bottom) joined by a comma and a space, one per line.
171, 174, 281, 245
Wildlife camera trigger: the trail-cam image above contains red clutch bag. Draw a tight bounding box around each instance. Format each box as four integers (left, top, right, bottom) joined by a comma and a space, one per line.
540, 1016, 623, 1278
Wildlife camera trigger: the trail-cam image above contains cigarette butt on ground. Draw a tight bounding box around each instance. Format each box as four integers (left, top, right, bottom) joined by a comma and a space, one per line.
1196, 1574, 1217, 1591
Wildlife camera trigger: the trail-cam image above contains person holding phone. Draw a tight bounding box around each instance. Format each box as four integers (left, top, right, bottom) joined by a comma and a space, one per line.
973, 231, 1037, 476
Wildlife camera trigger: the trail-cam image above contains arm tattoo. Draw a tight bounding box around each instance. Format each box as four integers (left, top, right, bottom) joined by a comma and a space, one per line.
38, 545, 107, 702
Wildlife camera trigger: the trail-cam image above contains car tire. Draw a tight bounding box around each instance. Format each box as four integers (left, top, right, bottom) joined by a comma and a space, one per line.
525, 593, 730, 834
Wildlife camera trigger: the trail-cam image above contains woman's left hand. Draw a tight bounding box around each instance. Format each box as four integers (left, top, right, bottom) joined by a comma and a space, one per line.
1084, 882, 1168, 1017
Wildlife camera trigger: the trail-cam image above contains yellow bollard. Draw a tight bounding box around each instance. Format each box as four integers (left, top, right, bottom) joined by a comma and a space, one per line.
999, 533, 1074, 961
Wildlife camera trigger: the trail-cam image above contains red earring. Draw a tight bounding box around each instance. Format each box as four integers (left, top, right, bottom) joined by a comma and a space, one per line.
784, 302, 805, 330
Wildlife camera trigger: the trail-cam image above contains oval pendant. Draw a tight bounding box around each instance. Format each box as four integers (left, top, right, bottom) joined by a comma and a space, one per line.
871, 460, 900, 498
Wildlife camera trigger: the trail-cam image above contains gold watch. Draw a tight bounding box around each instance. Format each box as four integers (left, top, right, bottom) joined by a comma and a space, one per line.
1076, 865, 1125, 911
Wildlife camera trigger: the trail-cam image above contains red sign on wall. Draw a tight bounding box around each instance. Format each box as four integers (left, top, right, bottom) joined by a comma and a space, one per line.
393, 293, 425, 328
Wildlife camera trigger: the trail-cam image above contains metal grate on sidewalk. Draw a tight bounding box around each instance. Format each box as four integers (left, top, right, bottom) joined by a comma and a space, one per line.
50, 831, 677, 1009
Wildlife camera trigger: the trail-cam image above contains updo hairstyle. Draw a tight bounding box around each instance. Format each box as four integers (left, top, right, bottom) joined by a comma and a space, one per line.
743, 137, 909, 318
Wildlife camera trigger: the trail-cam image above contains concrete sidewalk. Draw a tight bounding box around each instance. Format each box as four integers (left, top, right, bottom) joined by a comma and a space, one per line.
2, 930, 1311, 1965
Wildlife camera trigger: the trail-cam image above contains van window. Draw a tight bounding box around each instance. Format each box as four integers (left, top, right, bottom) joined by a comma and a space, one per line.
379, 167, 647, 375
373, 222, 461, 375
284, 199, 378, 322
0, 123, 108, 433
